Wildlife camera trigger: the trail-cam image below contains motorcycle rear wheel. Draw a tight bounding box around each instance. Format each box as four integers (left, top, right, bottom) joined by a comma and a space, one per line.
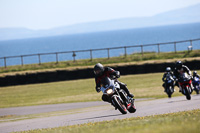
127, 99, 136, 113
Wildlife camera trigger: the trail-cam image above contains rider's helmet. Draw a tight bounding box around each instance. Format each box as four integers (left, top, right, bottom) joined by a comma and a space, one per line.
94, 63, 104, 76
166, 67, 171, 72
193, 71, 197, 76
175, 61, 182, 69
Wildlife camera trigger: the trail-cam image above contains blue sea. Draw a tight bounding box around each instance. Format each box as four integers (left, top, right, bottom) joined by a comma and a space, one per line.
0, 23, 200, 66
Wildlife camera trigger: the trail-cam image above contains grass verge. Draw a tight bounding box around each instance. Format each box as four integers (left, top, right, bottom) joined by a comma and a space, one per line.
0, 71, 199, 108
18, 109, 200, 133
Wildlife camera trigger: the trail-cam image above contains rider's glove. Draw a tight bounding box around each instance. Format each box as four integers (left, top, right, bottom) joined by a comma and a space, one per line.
96, 87, 101, 93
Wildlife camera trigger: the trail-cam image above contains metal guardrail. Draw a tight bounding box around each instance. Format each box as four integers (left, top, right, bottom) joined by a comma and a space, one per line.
0, 38, 200, 68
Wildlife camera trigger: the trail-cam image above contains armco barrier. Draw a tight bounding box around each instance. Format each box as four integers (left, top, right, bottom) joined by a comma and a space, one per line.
0, 60, 199, 87
1, 38, 200, 67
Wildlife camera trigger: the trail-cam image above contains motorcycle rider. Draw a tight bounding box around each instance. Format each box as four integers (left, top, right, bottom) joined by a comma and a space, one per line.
193, 71, 200, 79
162, 67, 175, 92
173, 61, 193, 92
192, 71, 200, 93
94, 63, 134, 103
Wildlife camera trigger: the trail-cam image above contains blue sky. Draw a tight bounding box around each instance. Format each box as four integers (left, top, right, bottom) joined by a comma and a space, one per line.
0, 0, 200, 30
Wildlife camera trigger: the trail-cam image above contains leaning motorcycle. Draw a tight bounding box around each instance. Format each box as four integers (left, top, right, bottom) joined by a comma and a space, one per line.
100, 77, 136, 114
192, 76, 200, 94
164, 74, 175, 98
178, 73, 193, 100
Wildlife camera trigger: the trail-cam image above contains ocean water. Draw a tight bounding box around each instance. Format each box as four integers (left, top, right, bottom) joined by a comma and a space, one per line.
0, 23, 200, 66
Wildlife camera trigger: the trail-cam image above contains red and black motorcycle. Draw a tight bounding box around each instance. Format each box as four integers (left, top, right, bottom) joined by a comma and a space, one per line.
178, 73, 193, 100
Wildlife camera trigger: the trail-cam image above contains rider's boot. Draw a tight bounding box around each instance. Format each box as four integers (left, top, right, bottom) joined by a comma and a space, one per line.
124, 87, 134, 98
178, 85, 182, 92
118, 81, 134, 98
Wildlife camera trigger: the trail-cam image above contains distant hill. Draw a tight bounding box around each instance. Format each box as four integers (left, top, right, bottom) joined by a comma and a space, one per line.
0, 3, 200, 41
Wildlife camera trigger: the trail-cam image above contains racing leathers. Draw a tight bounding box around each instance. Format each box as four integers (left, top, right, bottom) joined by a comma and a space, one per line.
95, 67, 134, 102
173, 65, 193, 92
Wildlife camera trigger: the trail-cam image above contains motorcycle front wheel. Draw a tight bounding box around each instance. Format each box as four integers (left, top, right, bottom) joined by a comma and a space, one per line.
112, 95, 127, 114
184, 86, 191, 100
194, 86, 199, 94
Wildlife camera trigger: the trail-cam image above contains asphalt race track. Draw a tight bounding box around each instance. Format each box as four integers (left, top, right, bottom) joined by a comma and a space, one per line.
0, 95, 200, 133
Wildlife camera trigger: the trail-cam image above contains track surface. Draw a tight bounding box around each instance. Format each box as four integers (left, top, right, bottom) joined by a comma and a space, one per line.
0, 95, 200, 133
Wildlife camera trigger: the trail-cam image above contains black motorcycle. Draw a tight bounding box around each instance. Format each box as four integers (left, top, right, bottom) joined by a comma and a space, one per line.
164, 74, 175, 98
100, 77, 136, 114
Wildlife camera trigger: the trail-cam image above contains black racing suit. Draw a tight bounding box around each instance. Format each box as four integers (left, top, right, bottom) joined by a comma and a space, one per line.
162, 72, 175, 91
95, 67, 133, 102
173, 65, 193, 90
173, 65, 192, 80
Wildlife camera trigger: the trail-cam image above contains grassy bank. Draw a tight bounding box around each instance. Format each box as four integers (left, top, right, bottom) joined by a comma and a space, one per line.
19, 109, 200, 133
1, 71, 199, 108
1, 50, 200, 74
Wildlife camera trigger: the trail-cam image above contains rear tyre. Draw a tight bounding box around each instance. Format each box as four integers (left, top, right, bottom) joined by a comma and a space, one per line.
127, 99, 136, 113
112, 95, 127, 114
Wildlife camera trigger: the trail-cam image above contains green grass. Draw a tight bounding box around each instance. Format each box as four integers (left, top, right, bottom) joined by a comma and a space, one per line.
1, 50, 200, 74
18, 109, 200, 133
1, 70, 199, 108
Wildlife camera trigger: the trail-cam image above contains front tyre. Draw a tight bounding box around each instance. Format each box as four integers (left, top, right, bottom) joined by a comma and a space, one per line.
185, 86, 191, 100
112, 95, 127, 114
166, 86, 173, 98
194, 86, 199, 94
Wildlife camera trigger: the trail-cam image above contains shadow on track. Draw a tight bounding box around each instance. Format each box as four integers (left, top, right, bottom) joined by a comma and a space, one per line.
72, 114, 123, 121
167, 95, 200, 103
167, 99, 186, 103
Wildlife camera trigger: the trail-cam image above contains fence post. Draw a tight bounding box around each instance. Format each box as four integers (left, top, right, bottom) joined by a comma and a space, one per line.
174, 42, 177, 53
190, 40, 193, 50
56, 53, 58, 64
107, 48, 110, 59
72, 51, 76, 62
38, 54, 41, 65
157, 44, 160, 54
4, 57, 7, 68
21, 56, 24, 66
124, 47, 127, 57
141, 45, 144, 56
90, 50, 93, 61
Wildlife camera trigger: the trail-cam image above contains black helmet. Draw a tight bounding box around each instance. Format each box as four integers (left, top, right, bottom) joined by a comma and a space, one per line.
175, 61, 182, 69
94, 63, 104, 76
193, 71, 197, 76
166, 67, 171, 72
